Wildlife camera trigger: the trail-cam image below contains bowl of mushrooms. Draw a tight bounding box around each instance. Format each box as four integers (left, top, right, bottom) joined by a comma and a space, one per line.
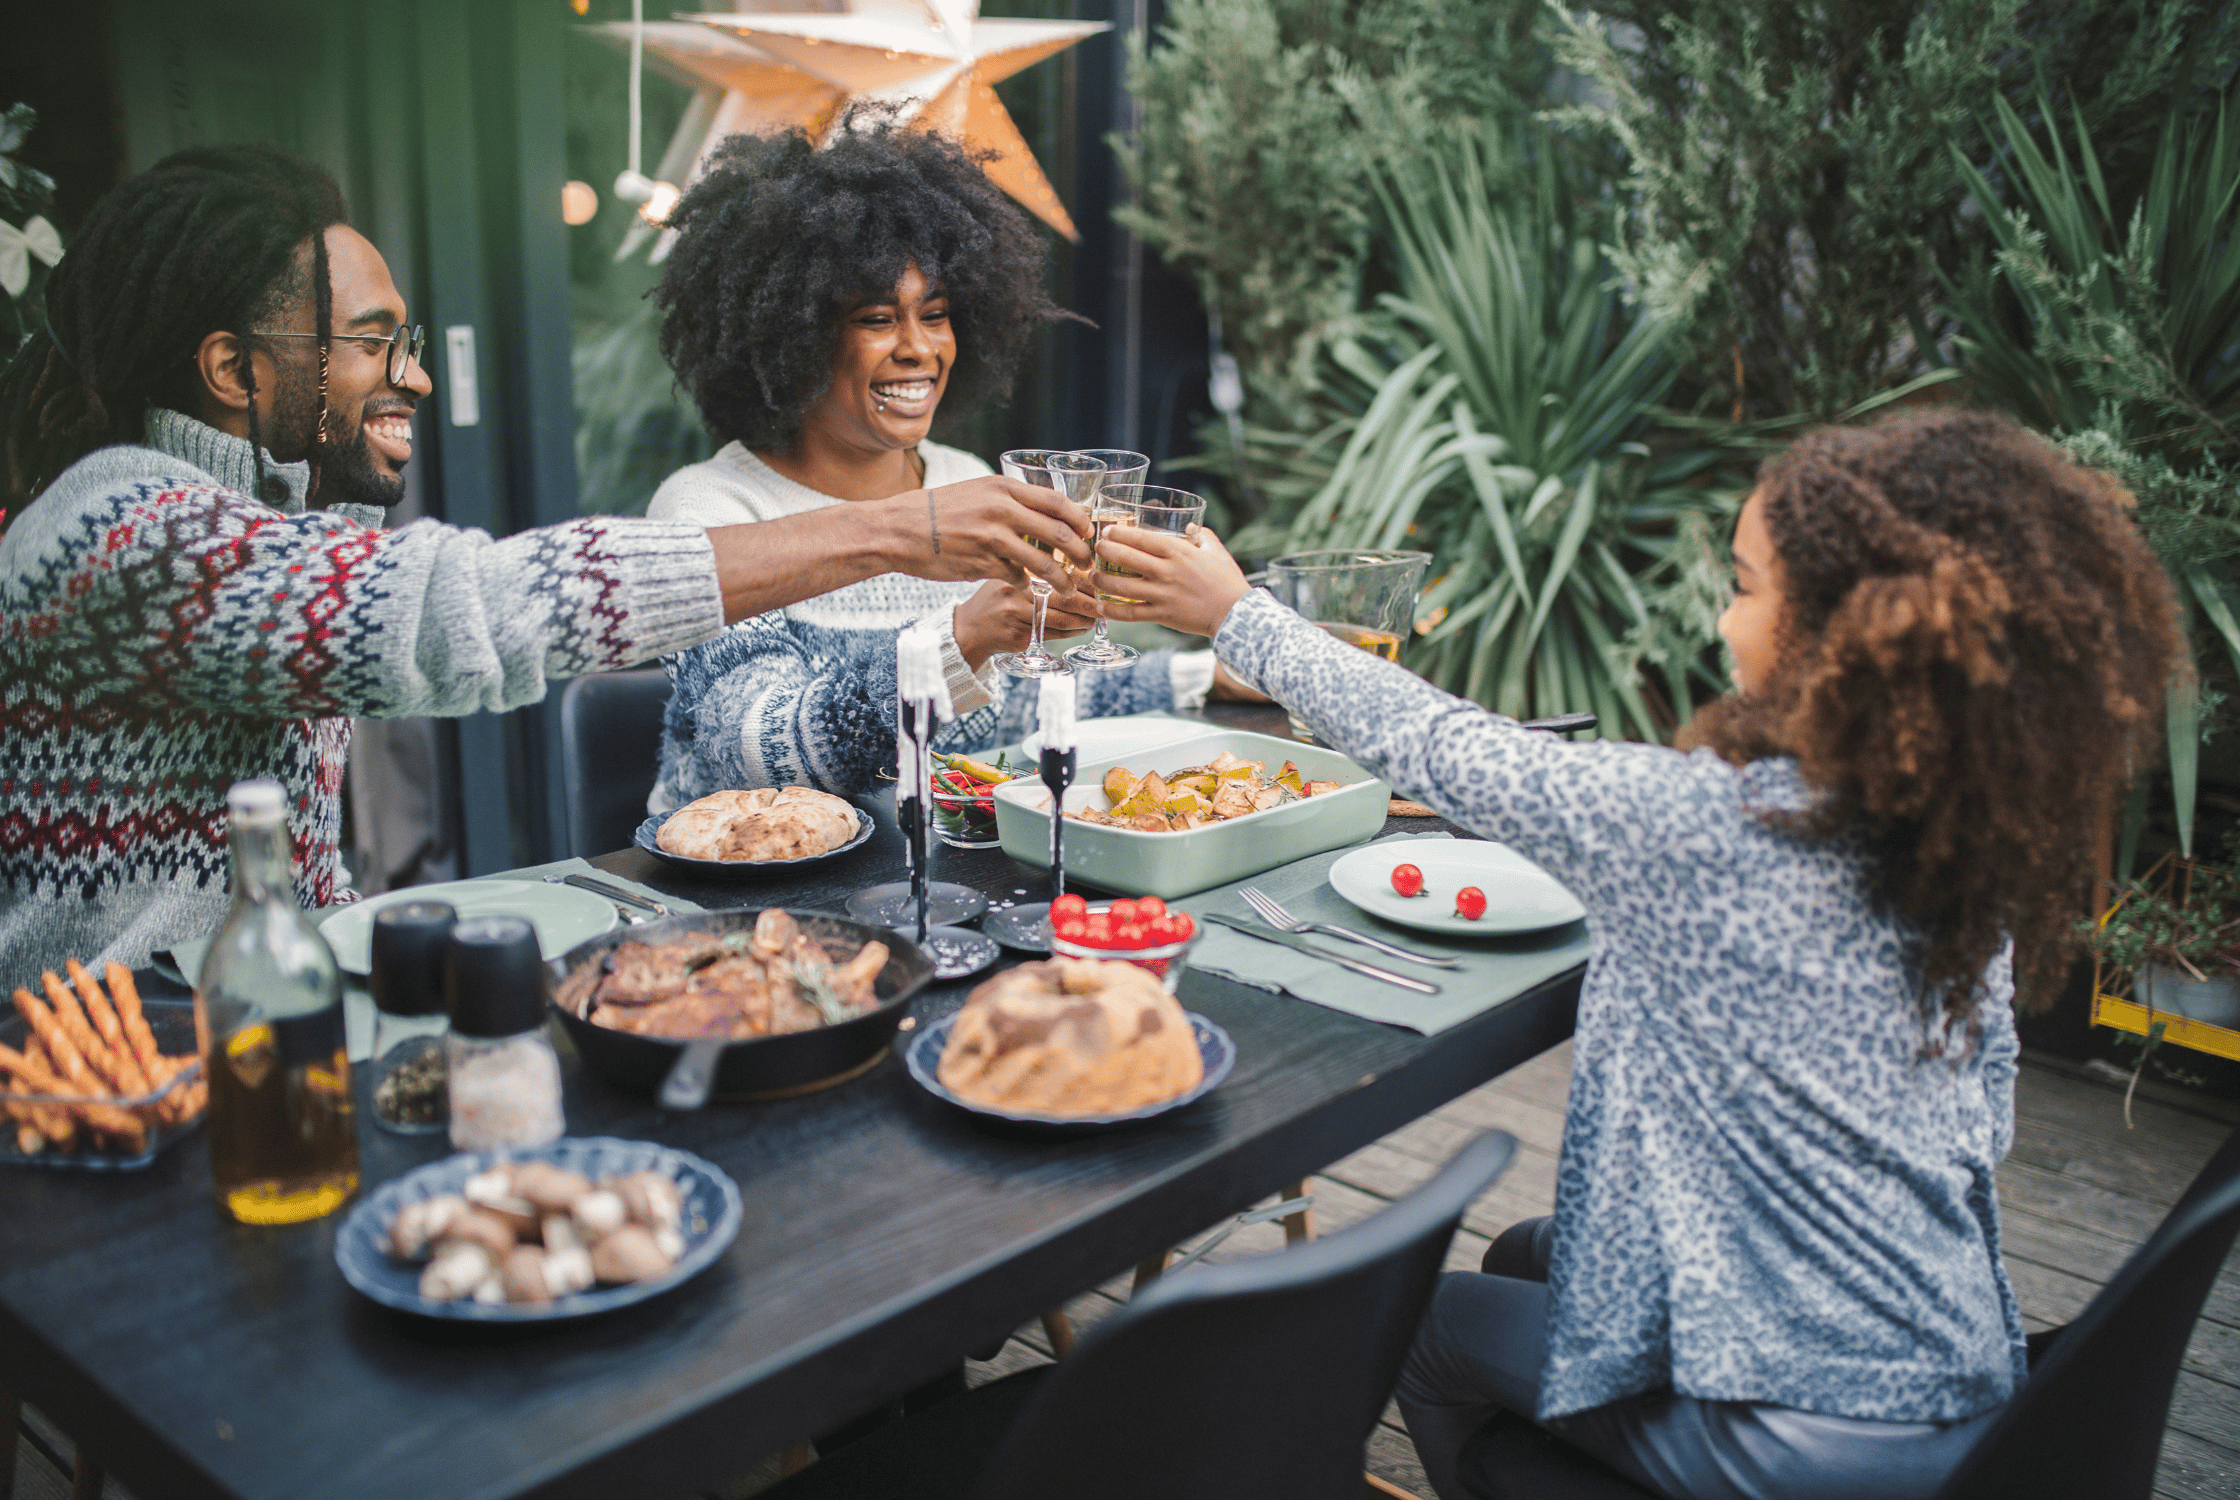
334, 1136, 742, 1320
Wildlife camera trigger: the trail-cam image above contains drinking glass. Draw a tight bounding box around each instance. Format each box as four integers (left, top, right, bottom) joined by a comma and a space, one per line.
992, 450, 1105, 678
1071, 484, 1207, 671
1264, 549, 1430, 742
1061, 450, 1150, 670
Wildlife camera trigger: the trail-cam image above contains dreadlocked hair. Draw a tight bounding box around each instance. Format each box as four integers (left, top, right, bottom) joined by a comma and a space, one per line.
0, 143, 346, 531
653, 106, 1066, 453
1679, 410, 2188, 1030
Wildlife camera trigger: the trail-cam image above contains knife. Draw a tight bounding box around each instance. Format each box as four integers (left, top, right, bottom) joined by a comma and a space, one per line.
546, 872, 668, 917
1203, 913, 1442, 995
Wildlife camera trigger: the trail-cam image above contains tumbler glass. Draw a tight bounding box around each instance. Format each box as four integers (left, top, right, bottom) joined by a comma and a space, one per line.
1059, 450, 1149, 670
1071, 484, 1207, 671
1263, 549, 1430, 742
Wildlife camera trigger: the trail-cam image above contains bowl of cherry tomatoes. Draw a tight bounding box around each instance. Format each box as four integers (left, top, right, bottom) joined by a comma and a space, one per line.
1046, 894, 1200, 993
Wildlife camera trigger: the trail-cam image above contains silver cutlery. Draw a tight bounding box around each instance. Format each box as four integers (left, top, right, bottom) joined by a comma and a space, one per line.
545, 872, 667, 922
1237, 886, 1459, 968
1201, 913, 1441, 995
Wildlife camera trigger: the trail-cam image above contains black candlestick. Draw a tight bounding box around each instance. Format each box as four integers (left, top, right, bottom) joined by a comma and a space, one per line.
901, 699, 930, 945
1040, 746, 1076, 906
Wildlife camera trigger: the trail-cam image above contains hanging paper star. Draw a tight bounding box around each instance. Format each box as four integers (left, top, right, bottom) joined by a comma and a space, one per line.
591, 2, 1105, 246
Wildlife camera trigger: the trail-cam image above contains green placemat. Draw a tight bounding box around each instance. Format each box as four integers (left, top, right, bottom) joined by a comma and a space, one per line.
1185, 834, 1591, 1035
155, 860, 700, 1061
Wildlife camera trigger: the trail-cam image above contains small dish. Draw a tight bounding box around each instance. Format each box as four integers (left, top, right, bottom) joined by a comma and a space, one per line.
319, 879, 617, 974
845, 881, 989, 930
632, 808, 876, 877
981, 902, 1054, 954
1326, 838, 1585, 937
0, 996, 204, 1171
904, 1009, 1234, 1133
1048, 902, 1199, 993
908, 925, 1002, 981
333, 1136, 742, 1321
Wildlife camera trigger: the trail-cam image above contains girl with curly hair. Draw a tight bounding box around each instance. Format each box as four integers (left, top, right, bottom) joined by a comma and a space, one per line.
646, 115, 1234, 805
1102, 410, 2187, 1499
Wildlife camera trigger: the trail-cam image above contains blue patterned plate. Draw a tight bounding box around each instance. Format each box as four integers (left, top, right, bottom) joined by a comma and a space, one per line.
904, 1010, 1235, 1133
334, 1136, 742, 1321
633, 808, 876, 877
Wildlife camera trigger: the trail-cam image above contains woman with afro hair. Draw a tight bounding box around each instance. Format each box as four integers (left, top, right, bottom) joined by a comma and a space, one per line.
1097, 409, 2190, 1499
646, 113, 1230, 806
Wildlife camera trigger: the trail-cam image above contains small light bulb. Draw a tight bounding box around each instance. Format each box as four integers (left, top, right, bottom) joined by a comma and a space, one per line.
639, 181, 681, 227
613, 169, 655, 204
561, 180, 599, 226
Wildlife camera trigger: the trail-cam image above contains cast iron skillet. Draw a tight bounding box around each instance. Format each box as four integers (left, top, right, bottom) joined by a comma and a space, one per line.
548, 908, 935, 1102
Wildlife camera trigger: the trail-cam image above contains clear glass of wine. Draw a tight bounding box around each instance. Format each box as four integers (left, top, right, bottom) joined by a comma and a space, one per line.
1070, 483, 1207, 672
1061, 450, 1151, 670
1262, 549, 1431, 741
992, 449, 1105, 679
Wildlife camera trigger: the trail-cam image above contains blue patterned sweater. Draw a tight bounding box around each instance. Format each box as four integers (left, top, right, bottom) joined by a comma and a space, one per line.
647, 442, 1207, 804
1215, 588, 2027, 1426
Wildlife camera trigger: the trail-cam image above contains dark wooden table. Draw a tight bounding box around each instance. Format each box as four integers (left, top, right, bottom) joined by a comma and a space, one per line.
0, 704, 1581, 1500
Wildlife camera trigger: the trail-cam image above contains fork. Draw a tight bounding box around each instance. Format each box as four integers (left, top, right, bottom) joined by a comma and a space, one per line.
1237, 887, 1460, 968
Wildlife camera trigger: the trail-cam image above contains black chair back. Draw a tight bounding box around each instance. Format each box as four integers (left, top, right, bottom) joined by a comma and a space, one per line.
969, 1130, 1517, 1500
556, 667, 670, 858
1931, 1123, 2240, 1500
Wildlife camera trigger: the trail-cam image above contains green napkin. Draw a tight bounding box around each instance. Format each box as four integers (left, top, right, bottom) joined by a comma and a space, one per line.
1185, 833, 1591, 1035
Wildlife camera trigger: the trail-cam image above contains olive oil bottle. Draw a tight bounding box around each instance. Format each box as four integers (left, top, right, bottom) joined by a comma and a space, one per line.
197, 780, 358, 1224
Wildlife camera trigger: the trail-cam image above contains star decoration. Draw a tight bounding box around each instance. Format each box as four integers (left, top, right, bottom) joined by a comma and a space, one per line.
591, 1, 1106, 253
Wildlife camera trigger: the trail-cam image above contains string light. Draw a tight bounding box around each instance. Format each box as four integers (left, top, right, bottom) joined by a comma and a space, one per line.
561, 180, 599, 225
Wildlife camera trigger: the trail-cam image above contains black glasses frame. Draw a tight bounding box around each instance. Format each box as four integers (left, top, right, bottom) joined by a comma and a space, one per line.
250, 325, 426, 386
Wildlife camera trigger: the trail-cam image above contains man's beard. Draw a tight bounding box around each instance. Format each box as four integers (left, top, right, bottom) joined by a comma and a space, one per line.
266, 372, 407, 510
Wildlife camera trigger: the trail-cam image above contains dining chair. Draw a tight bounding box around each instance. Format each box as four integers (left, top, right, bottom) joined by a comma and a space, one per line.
757, 1129, 1517, 1500
556, 666, 671, 858
1453, 1122, 2240, 1500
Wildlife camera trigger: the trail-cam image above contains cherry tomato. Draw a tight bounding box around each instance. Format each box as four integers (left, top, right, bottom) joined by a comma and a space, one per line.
1054, 916, 1088, 943
1053, 893, 1088, 919
1170, 912, 1195, 940
1115, 922, 1149, 948
1454, 885, 1487, 921
1392, 863, 1426, 898
1110, 898, 1139, 924
1135, 895, 1166, 918
1142, 917, 1174, 944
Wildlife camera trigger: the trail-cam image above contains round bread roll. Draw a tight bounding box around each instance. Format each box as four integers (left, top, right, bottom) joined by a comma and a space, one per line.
657, 786, 861, 862
937, 958, 1203, 1116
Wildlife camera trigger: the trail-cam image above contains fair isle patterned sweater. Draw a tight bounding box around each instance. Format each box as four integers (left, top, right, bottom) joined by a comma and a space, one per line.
646, 442, 1211, 806
1215, 588, 2028, 1426
0, 409, 725, 978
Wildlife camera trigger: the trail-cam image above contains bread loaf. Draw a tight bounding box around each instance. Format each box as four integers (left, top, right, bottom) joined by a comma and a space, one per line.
937, 959, 1202, 1116
656, 786, 860, 862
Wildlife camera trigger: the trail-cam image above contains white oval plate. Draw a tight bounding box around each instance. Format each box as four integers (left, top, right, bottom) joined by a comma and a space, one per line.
1327, 838, 1585, 937
317, 879, 619, 975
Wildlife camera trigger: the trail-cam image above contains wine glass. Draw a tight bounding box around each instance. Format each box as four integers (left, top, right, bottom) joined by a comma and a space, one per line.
991, 449, 1104, 679
1069, 484, 1206, 671
1061, 450, 1150, 670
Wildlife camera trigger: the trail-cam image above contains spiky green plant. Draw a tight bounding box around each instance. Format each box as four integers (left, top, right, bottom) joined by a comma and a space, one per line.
1232, 123, 1735, 741
1947, 89, 2240, 857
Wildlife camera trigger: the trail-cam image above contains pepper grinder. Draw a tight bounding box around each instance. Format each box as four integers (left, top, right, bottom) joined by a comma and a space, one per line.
368, 900, 456, 1135
444, 916, 565, 1152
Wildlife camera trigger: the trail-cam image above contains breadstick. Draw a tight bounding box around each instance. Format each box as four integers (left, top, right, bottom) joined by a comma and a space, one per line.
67, 960, 152, 1096
0, 1042, 81, 1149
104, 961, 166, 1081
38, 972, 129, 1095
0, 1041, 143, 1148
16, 986, 107, 1096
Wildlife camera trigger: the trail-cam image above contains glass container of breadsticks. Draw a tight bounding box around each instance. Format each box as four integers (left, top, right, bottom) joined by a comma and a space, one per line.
0, 961, 207, 1170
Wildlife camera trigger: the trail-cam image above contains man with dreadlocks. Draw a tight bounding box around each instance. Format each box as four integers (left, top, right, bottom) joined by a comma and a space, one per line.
0, 144, 1093, 977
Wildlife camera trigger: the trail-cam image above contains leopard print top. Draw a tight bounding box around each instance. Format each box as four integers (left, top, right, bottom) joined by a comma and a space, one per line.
1217, 589, 2027, 1424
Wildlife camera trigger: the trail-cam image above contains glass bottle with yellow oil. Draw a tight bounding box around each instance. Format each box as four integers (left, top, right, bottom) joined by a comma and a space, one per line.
196, 779, 359, 1224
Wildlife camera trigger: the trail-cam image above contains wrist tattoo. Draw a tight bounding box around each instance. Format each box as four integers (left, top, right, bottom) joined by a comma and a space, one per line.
927, 489, 941, 555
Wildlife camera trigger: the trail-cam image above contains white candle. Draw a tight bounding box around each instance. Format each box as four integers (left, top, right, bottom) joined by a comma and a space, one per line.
1038, 670, 1077, 755
895, 623, 952, 719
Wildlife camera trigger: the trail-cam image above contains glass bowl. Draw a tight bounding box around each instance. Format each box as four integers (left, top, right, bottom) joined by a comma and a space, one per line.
1048, 902, 1200, 993
930, 783, 1003, 849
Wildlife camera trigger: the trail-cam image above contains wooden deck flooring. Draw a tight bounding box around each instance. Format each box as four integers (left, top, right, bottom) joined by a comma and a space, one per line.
12, 1048, 2237, 1500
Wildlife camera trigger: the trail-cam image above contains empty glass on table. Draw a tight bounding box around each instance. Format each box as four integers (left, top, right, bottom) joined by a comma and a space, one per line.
1070, 481, 1203, 671
993, 450, 1105, 679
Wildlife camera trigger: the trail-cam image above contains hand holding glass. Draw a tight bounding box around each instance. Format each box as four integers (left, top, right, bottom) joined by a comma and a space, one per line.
1070, 483, 1205, 671
1060, 451, 1150, 670
993, 450, 1104, 678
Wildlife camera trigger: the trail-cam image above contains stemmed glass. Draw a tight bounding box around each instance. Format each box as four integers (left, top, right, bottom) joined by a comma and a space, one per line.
1061, 450, 1150, 670
1068, 483, 1206, 671
991, 450, 1104, 679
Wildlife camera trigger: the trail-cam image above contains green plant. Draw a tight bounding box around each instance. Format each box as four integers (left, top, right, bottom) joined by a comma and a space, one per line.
0, 104, 64, 353
1946, 88, 2240, 857
1548, 0, 2240, 422
1230, 122, 1731, 741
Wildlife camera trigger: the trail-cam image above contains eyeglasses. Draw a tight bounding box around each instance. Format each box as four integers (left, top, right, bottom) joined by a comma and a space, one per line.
250, 325, 426, 386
